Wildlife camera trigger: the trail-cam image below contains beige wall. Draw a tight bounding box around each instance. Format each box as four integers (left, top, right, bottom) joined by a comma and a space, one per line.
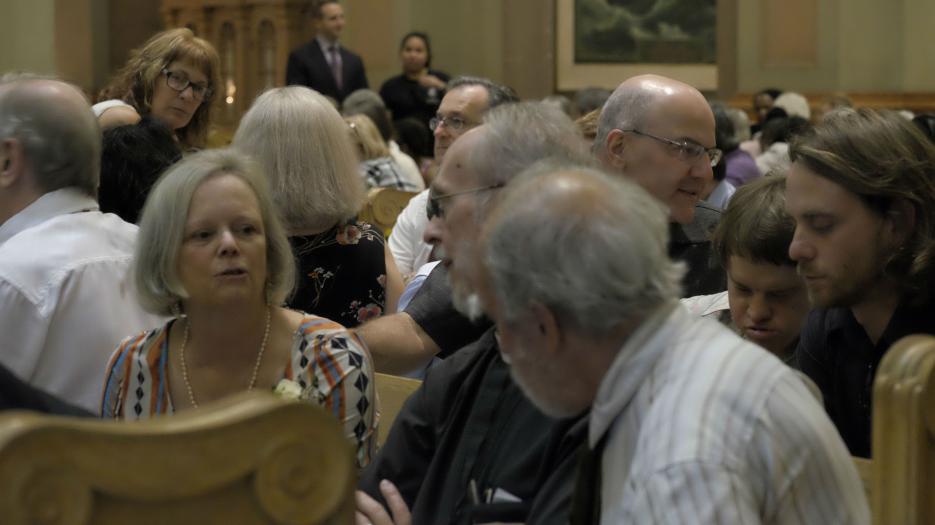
2, 0, 934, 103
344, 0, 554, 99
109, 0, 165, 80
0, 0, 57, 77
0, 0, 109, 95
901, 0, 935, 91
55, 0, 110, 94
735, 0, 935, 95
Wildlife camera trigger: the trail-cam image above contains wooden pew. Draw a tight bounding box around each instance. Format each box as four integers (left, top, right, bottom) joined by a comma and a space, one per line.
864, 334, 935, 523
374, 373, 422, 448
358, 188, 419, 239
0, 391, 355, 525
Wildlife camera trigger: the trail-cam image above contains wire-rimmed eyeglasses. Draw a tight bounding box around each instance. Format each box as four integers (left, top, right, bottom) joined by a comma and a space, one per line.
429, 115, 472, 132
426, 183, 505, 220
620, 128, 722, 167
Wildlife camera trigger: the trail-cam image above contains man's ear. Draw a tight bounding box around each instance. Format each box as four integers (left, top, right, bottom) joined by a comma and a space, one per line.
0, 139, 25, 189
529, 301, 563, 357
604, 129, 628, 169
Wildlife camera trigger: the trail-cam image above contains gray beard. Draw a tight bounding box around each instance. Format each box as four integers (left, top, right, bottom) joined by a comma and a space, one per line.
452, 289, 485, 322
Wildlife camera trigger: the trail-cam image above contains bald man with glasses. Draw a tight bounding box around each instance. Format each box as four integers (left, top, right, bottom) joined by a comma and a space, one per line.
595, 74, 727, 296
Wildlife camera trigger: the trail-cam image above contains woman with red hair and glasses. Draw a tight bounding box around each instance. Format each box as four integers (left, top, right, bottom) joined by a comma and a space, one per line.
95, 28, 219, 150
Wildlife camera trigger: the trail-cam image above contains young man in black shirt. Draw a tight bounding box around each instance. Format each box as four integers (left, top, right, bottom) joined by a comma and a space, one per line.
785, 108, 935, 458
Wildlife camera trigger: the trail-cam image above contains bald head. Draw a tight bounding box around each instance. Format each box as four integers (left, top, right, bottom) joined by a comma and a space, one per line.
595, 74, 711, 161
592, 74, 716, 224
0, 77, 101, 199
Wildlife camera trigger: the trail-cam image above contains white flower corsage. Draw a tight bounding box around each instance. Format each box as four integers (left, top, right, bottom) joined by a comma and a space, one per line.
273, 379, 303, 402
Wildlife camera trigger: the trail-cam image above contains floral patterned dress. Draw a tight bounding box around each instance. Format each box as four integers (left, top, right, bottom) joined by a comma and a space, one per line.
288, 220, 388, 328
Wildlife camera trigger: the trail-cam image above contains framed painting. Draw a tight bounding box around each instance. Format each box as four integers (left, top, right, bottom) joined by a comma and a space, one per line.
556, 0, 718, 91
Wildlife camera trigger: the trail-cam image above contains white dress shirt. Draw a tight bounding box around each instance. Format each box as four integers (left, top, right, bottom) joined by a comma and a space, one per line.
680, 290, 729, 318
388, 189, 433, 276
0, 188, 163, 411
593, 302, 869, 524
91, 99, 132, 118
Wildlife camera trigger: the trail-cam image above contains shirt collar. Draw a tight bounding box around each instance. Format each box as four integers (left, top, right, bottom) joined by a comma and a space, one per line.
317, 36, 339, 52
589, 300, 681, 446
0, 188, 99, 245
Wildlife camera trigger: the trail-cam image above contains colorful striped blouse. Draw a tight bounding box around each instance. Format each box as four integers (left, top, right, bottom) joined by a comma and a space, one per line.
101, 315, 377, 467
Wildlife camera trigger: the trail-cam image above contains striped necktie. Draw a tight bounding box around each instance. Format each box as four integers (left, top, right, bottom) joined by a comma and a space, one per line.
329, 45, 342, 91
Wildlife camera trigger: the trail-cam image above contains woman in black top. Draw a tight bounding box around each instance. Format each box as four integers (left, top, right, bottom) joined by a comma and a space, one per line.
379, 32, 450, 129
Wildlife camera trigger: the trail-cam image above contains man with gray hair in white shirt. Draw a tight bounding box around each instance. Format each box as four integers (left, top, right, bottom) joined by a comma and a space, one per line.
0, 75, 162, 412
473, 163, 869, 524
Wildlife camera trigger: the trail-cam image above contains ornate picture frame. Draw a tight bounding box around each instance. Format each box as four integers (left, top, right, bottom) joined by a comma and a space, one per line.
556, 0, 718, 91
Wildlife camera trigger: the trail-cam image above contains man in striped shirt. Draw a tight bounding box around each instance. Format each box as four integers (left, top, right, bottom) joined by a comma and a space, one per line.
475, 165, 869, 523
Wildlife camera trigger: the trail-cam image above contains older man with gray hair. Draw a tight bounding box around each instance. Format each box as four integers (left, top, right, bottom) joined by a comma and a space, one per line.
360, 76, 518, 374
0, 75, 161, 412
474, 164, 869, 524
356, 101, 590, 525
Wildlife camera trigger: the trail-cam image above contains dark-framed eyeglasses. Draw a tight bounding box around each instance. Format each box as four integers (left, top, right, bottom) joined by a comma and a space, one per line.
620, 128, 723, 167
429, 115, 471, 132
426, 183, 505, 220
161, 68, 212, 101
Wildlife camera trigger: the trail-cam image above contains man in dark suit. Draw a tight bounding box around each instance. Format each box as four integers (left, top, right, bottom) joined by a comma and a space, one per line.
286, 0, 368, 103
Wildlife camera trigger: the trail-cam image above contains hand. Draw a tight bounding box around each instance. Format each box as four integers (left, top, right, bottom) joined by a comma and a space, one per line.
417, 74, 446, 90
356, 480, 412, 525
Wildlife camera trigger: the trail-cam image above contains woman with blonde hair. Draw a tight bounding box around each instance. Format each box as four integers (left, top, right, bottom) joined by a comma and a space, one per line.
346, 113, 421, 192
95, 28, 219, 150
233, 87, 403, 327
101, 148, 377, 467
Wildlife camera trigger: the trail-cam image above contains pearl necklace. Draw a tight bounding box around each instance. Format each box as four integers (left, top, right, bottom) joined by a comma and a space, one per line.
179, 306, 271, 409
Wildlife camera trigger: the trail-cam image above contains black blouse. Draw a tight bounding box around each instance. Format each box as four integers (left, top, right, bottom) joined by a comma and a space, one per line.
379, 69, 451, 128
288, 220, 388, 328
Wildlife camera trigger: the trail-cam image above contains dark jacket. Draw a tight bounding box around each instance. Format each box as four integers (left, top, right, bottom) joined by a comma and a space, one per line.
671, 202, 726, 297
358, 329, 586, 525
285, 39, 368, 103
0, 364, 91, 416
